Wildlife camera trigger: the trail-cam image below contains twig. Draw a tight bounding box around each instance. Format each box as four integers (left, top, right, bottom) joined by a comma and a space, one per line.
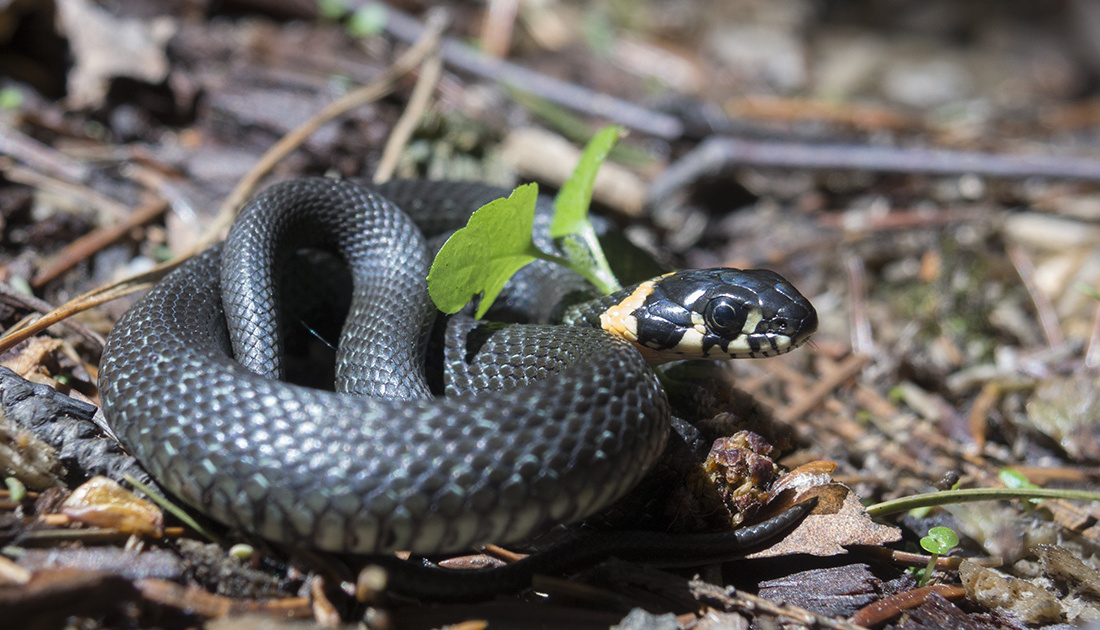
1006, 243, 1063, 348
966, 382, 998, 453
1, 161, 129, 220
0, 124, 90, 182
845, 254, 873, 355
31, 197, 168, 289
692, 579, 867, 630
0, 262, 173, 354
0, 11, 451, 355
849, 585, 968, 628
649, 136, 1100, 205
866, 487, 1100, 517
200, 8, 451, 248
0, 284, 105, 352
353, 0, 685, 139
373, 48, 444, 183
775, 353, 870, 424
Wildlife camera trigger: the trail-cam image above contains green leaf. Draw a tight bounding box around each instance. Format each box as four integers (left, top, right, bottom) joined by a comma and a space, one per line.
427, 184, 543, 318
427, 126, 628, 316
0, 87, 23, 111
4, 477, 25, 502
316, 0, 349, 20
347, 3, 387, 38
919, 526, 960, 555
1076, 281, 1100, 301
551, 125, 626, 294
999, 468, 1039, 490
552, 125, 624, 238
999, 468, 1041, 508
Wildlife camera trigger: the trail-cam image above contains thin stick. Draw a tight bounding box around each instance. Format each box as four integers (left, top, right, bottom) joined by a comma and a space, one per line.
775, 353, 870, 424
1006, 243, 1064, 348
1, 161, 130, 220
845, 254, 874, 355
0, 284, 106, 351
373, 48, 444, 184
650, 136, 1100, 204
32, 197, 168, 288
0, 12, 450, 355
0, 263, 174, 353
362, 0, 685, 139
0, 124, 90, 182
200, 9, 451, 248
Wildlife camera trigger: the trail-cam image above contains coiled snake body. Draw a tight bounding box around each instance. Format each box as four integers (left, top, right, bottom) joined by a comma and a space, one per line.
99, 177, 817, 597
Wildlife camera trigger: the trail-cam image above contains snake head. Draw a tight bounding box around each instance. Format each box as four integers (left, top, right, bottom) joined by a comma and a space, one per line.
600, 268, 818, 364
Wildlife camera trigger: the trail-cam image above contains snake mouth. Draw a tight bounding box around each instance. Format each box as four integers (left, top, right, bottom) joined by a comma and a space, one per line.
790, 306, 819, 348
760, 303, 819, 354
622, 316, 817, 362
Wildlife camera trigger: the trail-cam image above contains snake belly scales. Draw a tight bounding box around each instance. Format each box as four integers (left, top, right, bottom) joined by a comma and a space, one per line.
98, 177, 818, 598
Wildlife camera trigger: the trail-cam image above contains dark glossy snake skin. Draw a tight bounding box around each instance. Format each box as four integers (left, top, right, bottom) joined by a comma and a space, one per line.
98, 177, 815, 567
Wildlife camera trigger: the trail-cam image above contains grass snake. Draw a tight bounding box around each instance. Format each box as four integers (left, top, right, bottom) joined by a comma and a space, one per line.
98, 177, 818, 598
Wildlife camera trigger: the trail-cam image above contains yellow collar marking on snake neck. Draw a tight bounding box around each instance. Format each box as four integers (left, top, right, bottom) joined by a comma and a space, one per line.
600, 277, 660, 359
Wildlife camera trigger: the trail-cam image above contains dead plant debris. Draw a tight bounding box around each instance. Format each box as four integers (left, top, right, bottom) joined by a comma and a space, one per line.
1, 1, 1099, 628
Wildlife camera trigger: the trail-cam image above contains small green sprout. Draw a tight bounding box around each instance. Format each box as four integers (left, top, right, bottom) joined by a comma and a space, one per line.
0, 87, 23, 111
998, 468, 1039, 491
918, 526, 959, 586
347, 4, 388, 38
550, 125, 624, 294
316, 0, 348, 20
999, 468, 1041, 509
4, 477, 25, 502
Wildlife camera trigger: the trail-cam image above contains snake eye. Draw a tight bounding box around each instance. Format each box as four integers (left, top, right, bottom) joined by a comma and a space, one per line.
703, 296, 746, 336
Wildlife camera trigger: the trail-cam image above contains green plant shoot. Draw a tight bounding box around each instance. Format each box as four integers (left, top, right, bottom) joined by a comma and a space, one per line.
918, 526, 959, 586
999, 468, 1041, 508
551, 125, 626, 294
427, 184, 543, 318
427, 125, 626, 317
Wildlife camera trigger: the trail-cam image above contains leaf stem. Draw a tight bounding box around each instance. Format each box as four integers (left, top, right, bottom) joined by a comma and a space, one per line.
536, 250, 618, 295
866, 487, 1100, 518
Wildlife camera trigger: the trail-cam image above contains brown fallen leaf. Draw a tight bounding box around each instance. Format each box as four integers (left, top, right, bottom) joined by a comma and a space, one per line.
1, 337, 64, 378
759, 563, 882, 618
60, 475, 163, 537
750, 478, 900, 559
55, 0, 173, 109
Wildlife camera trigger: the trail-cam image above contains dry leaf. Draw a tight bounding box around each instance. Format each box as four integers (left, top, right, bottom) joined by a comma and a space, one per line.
750, 481, 900, 559
60, 476, 163, 537
56, 0, 174, 109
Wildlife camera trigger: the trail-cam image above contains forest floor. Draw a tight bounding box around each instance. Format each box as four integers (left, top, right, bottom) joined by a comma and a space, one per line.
1, 1, 1099, 628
